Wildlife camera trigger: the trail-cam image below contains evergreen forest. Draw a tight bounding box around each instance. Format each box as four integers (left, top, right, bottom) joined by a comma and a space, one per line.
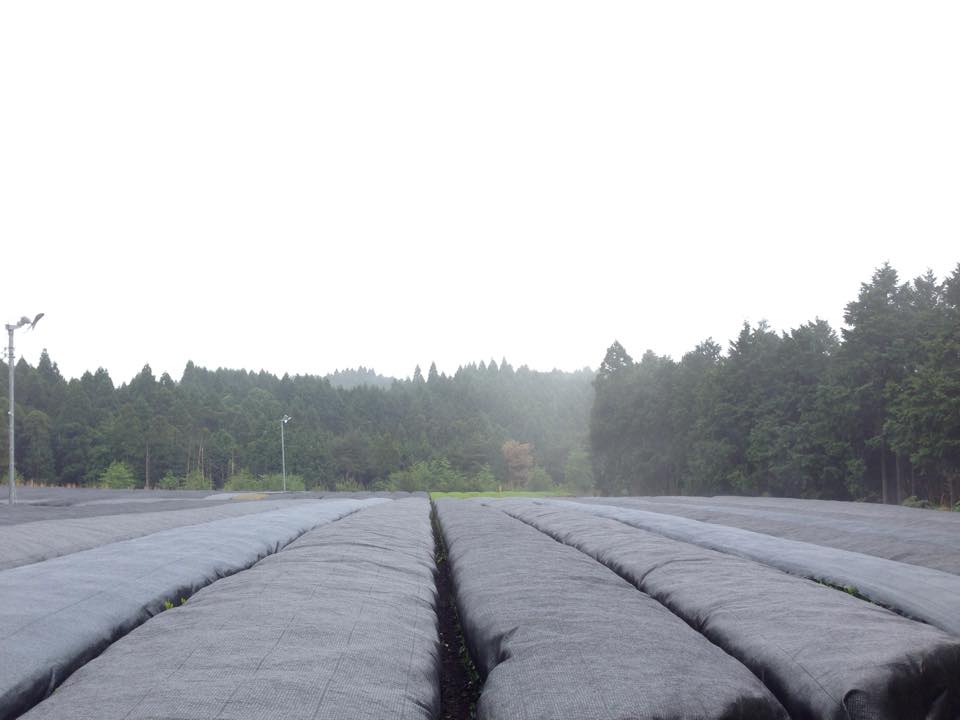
0, 355, 594, 493
2, 262, 958, 505
592, 263, 960, 506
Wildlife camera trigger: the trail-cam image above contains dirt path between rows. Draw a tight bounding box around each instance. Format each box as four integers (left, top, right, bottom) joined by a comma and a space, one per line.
433, 506, 481, 719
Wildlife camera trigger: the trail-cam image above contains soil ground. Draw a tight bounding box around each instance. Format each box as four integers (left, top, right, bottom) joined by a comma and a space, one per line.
433, 508, 481, 719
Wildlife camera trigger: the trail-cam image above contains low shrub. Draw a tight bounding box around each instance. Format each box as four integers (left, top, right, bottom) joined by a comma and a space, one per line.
157, 472, 181, 490
384, 459, 500, 493
470, 466, 500, 492
260, 473, 305, 491
182, 469, 211, 491
902, 495, 934, 509
223, 470, 260, 491
563, 449, 594, 495
525, 466, 554, 492
99, 461, 137, 489
334, 478, 363, 492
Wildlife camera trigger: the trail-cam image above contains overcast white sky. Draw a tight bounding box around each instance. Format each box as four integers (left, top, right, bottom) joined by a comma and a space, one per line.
1, 2, 957, 384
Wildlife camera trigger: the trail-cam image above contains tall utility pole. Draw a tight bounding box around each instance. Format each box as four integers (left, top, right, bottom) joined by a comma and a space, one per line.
6, 313, 43, 505
280, 414, 292, 492
6, 326, 14, 505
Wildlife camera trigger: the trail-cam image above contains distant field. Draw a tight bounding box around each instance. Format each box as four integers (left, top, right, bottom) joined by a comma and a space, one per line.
429, 490, 570, 499
4, 488, 960, 719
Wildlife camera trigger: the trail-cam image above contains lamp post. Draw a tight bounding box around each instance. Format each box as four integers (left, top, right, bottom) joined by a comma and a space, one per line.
6, 313, 44, 505
280, 414, 291, 492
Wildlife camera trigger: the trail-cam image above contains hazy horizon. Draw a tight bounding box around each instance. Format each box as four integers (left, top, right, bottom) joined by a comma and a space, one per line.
4, 258, 958, 384
6, 256, 956, 386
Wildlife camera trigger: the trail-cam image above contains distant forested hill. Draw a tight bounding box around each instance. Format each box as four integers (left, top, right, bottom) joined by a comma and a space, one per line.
9, 261, 955, 503
325, 366, 395, 390
0, 355, 593, 492
590, 262, 960, 506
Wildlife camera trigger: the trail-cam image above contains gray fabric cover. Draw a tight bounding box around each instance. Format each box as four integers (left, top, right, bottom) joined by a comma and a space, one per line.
22, 499, 439, 720
0, 488, 424, 527
435, 499, 787, 720
0, 499, 309, 570
0, 499, 382, 720
0, 498, 237, 527
0, 487, 220, 506
494, 499, 960, 720
576, 495, 960, 574
556, 499, 960, 638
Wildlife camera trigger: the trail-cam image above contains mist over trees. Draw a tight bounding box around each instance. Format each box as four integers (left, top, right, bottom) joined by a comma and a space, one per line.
591, 263, 960, 506
0, 356, 593, 492
4, 262, 957, 503
326, 366, 394, 390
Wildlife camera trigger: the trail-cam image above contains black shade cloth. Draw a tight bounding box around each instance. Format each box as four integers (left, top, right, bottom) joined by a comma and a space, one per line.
576, 495, 960, 575
0, 499, 381, 719
555, 499, 960, 638
494, 499, 960, 720
435, 499, 787, 720
21, 499, 439, 720
0, 499, 308, 570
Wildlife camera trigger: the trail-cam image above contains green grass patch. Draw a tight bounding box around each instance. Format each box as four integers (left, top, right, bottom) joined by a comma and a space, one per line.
814, 578, 868, 601
429, 490, 569, 500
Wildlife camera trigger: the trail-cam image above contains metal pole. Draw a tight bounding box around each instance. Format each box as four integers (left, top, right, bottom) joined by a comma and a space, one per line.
280, 418, 286, 492
7, 325, 15, 505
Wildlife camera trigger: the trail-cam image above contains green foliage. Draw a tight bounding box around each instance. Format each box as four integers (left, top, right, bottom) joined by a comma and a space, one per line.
157, 472, 181, 490
20, 409, 54, 481
469, 465, 499, 492
182, 469, 211, 491
815, 579, 868, 601
11, 260, 958, 507
386, 462, 433, 492
334, 477, 363, 492
223, 470, 259, 491
387, 458, 462, 492
562, 449, 594, 494
99, 461, 137, 489
902, 495, 934, 509
385, 458, 502, 492
430, 490, 568, 499
0, 468, 26, 485
3, 350, 592, 494
260, 473, 305, 491
590, 263, 960, 504
525, 466, 554, 491
162, 599, 174, 611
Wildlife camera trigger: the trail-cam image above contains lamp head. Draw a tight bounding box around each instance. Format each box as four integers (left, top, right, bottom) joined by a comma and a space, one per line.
9, 313, 44, 331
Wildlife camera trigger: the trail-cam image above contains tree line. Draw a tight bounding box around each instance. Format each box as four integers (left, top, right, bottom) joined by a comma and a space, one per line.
590, 263, 960, 507
0, 354, 594, 493
5, 261, 956, 503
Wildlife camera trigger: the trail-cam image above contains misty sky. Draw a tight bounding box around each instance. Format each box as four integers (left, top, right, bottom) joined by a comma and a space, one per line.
2, 2, 957, 384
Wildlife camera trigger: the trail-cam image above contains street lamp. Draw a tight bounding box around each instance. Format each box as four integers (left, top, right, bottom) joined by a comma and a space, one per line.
6, 313, 44, 505
280, 414, 292, 492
